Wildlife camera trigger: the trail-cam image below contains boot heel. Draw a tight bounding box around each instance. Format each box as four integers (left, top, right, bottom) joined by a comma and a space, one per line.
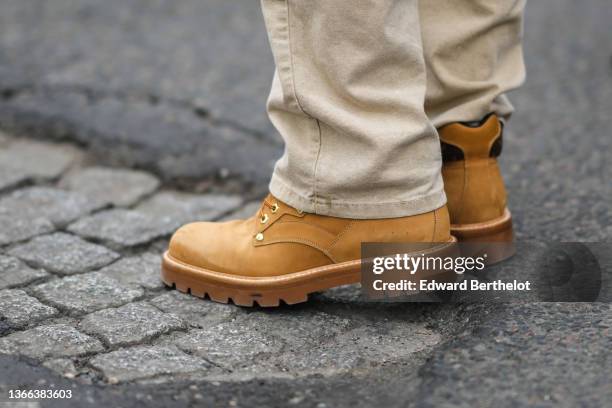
451, 209, 515, 264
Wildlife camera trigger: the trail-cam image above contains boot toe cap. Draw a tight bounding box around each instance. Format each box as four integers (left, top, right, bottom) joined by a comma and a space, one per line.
167, 220, 250, 273
168, 222, 212, 265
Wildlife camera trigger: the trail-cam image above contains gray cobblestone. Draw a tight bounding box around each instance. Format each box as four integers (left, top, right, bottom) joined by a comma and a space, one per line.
220, 201, 261, 221
0, 187, 103, 227
0, 167, 29, 193
136, 191, 242, 229
0, 324, 104, 359
0, 139, 80, 180
31, 272, 143, 314
89, 346, 210, 383
150, 291, 239, 328
68, 209, 176, 249
0, 255, 49, 289
148, 238, 171, 254
9, 233, 120, 275
0, 138, 80, 194
78, 302, 186, 347
98, 253, 163, 290
0, 213, 54, 246
0, 289, 58, 327
60, 167, 160, 208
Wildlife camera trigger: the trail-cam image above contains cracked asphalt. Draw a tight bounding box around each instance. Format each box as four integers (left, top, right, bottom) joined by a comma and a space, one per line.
0, 0, 610, 407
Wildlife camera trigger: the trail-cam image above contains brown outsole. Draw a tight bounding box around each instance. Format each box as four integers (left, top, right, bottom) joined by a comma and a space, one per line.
161, 238, 458, 307
451, 208, 515, 264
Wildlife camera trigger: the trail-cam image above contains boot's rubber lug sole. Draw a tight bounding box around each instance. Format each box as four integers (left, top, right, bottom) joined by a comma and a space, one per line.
451, 208, 515, 264
161, 238, 458, 307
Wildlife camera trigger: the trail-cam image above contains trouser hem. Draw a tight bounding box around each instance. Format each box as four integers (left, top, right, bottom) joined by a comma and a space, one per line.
269, 174, 447, 220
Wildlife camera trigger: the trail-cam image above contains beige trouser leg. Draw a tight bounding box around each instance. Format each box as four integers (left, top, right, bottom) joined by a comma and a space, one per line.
261, 0, 525, 219
261, 0, 445, 219
420, 0, 526, 127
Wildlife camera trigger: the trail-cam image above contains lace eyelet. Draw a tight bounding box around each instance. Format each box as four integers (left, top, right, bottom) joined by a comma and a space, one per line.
255, 233, 264, 241
271, 203, 279, 213
260, 214, 269, 224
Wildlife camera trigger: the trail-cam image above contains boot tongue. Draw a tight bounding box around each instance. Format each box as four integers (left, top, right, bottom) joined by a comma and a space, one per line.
263, 193, 276, 206
438, 114, 502, 160
263, 194, 305, 217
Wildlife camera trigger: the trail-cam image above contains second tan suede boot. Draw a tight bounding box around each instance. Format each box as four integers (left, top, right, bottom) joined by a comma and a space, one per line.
162, 194, 457, 307
438, 114, 514, 243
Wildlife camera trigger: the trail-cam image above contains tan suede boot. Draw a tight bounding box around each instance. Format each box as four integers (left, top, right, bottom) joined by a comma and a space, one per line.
162, 195, 456, 307
438, 114, 514, 242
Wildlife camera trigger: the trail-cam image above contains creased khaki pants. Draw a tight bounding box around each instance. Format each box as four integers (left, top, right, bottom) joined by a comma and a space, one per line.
261, 0, 526, 219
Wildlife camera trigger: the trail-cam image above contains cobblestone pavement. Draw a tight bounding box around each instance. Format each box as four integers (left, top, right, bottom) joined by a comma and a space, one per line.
0, 135, 465, 405
0, 129, 610, 408
0, 0, 611, 407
